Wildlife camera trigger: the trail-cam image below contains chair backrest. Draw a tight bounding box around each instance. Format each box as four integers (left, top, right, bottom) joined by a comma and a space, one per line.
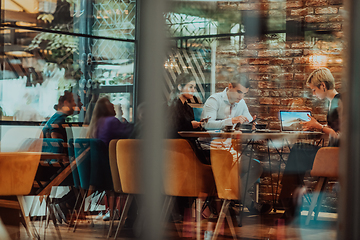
0, 126, 42, 152
109, 139, 122, 193
68, 138, 80, 188
116, 139, 142, 194
0, 152, 42, 196
18, 138, 43, 152
311, 147, 339, 178
65, 126, 88, 141
74, 138, 113, 190
42, 138, 65, 153
163, 139, 215, 197
210, 139, 240, 200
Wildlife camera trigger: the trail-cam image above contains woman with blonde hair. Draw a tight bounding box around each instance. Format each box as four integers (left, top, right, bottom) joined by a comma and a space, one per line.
277, 67, 341, 224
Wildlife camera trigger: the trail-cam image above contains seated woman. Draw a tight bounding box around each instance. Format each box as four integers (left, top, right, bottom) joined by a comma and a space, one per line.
168, 73, 209, 164
87, 97, 133, 221
278, 67, 341, 223
87, 97, 133, 145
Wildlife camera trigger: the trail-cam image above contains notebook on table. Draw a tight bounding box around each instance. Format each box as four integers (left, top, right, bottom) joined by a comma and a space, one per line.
279, 110, 311, 132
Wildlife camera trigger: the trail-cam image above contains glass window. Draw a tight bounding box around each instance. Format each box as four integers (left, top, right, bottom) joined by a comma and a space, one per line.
1, 0, 136, 40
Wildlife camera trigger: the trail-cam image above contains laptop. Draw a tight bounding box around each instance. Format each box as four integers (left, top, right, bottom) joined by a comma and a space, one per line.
279, 110, 311, 132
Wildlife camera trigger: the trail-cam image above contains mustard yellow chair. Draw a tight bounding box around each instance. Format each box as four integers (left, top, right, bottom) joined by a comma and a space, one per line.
114, 139, 142, 239
114, 139, 215, 239
107, 139, 128, 238
305, 147, 339, 225
162, 139, 216, 238
0, 152, 42, 239
210, 139, 240, 240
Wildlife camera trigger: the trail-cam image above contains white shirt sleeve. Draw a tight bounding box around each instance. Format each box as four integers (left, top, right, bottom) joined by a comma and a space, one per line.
201, 97, 233, 130
234, 100, 253, 123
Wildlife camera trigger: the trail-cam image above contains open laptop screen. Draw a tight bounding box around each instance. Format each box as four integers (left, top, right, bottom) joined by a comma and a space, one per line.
279, 111, 311, 131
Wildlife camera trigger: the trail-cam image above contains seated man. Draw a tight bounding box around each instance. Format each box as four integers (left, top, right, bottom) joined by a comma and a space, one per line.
40, 90, 83, 223
42, 90, 82, 145
201, 74, 271, 215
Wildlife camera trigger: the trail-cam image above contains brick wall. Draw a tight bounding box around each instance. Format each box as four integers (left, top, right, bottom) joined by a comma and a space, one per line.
215, 0, 343, 206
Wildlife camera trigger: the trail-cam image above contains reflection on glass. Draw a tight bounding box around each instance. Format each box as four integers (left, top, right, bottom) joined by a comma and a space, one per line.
0, 27, 135, 122
2, 0, 136, 40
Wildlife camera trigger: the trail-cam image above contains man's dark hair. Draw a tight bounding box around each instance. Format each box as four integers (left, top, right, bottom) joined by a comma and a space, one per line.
231, 74, 250, 88
57, 90, 73, 109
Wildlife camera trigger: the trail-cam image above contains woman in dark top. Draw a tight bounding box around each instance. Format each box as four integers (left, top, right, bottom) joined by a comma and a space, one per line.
168, 74, 203, 137
278, 68, 341, 223
168, 73, 209, 164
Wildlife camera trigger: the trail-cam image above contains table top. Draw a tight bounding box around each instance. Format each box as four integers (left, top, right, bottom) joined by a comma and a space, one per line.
178, 130, 324, 141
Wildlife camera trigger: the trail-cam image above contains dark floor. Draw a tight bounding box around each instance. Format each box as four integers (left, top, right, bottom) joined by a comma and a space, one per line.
9, 209, 337, 240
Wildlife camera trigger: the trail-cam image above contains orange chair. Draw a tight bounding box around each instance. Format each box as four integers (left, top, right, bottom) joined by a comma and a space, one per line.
0, 152, 42, 239
162, 139, 216, 239
210, 139, 240, 240
305, 147, 339, 225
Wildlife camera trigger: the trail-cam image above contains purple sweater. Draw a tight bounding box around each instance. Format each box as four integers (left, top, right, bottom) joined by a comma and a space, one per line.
96, 116, 133, 146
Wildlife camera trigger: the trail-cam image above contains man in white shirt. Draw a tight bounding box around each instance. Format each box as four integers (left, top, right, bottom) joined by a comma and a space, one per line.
201, 75, 271, 216
201, 75, 253, 130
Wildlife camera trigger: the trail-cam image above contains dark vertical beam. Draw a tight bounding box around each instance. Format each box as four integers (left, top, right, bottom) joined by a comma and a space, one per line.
133, 1, 140, 121
77, 0, 93, 121
138, 0, 167, 239
338, 0, 360, 239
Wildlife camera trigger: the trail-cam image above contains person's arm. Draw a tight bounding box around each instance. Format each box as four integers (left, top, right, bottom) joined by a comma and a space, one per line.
51, 132, 64, 139
236, 100, 253, 123
201, 97, 232, 130
109, 117, 134, 139
301, 115, 337, 137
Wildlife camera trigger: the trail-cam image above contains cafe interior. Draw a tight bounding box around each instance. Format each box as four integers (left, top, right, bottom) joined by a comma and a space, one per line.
1, 0, 360, 239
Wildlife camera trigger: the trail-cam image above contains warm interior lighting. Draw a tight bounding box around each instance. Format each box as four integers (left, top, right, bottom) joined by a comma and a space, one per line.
335, 58, 343, 64
5, 51, 33, 57
309, 55, 327, 67
16, 22, 37, 27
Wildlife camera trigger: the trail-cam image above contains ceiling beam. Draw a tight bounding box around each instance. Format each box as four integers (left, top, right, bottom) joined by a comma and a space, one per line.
1, 10, 37, 23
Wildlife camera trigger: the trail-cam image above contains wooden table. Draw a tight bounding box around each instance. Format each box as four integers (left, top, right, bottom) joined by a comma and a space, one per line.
178, 130, 324, 141
178, 130, 325, 220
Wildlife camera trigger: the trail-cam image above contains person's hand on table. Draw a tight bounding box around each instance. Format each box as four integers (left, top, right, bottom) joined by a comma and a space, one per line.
300, 114, 322, 131
231, 115, 249, 124
191, 121, 202, 129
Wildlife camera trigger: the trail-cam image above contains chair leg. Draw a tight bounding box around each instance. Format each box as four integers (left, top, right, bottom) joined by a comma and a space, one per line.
17, 196, 40, 240
212, 200, 230, 240
107, 193, 119, 238
305, 177, 325, 225
114, 195, 133, 239
73, 189, 88, 232
225, 208, 237, 240
314, 179, 328, 221
196, 198, 203, 240
161, 196, 173, 223
67, 189, 82, 230
161, 196, 181, 237
169, 198, 183, 238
